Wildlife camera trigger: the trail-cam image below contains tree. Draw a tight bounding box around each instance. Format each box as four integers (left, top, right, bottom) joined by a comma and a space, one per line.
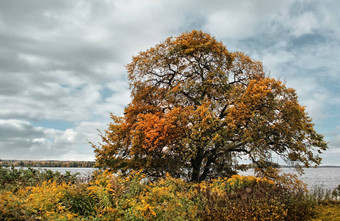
94, 30, 328, 182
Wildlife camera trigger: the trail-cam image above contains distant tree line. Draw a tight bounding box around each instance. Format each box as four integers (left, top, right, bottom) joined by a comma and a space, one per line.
0, 160, 95, 168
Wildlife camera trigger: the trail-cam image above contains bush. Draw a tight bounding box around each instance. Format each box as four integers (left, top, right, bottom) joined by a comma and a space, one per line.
0, 170, 319, 220
196, 175, 315, 221
61, 184, 97, 217
0, 166, 80, 191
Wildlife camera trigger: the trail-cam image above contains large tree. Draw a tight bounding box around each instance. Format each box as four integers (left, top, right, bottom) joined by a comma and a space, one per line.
94, 30, 327, 182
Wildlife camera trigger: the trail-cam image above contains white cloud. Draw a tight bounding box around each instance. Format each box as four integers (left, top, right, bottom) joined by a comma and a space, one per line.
291, 12, 318, 37
18, 53, 51, 67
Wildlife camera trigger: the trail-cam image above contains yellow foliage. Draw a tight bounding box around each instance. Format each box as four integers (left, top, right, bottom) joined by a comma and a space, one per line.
0, 170, 318, 220
312, 203, 340, 220
0, 180, 81, 220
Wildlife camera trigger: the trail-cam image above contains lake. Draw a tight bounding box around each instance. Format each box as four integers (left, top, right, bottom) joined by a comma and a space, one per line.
239, 167, 340, 190
27, 167, 96, 178
29, 167, 340, 190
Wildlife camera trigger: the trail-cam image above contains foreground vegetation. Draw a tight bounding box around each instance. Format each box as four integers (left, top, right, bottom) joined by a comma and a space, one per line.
312, 203, 340, 221
0, 166, 339, 220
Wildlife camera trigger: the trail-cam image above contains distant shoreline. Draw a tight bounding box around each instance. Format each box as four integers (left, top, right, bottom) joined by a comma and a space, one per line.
1, 159, 339, 168
0, 159, 95, 168
280, 165, 340, 168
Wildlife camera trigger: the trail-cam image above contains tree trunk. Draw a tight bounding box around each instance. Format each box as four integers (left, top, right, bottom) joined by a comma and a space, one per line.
190, 148, 203, 182
199, 156, 214, 181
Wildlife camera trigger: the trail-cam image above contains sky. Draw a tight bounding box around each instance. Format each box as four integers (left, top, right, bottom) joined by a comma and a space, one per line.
0, 0, 339, 165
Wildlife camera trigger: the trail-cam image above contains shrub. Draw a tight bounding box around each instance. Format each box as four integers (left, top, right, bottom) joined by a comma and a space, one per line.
61, 184, 97, 217
0, 180, 75, 220
0, 166, 80, 191
0, 170, 319, 220
197, 174, 315, 221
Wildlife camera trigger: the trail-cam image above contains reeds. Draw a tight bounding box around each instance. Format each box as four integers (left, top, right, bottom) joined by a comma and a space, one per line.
308, 184, 340, 203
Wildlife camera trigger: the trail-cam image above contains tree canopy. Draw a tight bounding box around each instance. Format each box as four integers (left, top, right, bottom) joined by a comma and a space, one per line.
94, 30, 328, 182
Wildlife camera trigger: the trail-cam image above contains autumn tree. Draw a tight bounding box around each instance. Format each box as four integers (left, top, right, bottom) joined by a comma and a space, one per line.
94, 30, 327, 182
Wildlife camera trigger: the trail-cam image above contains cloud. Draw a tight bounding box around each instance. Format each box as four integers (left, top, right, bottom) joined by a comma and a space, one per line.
204, 0, 292, 39
0, 0, 339, 163
0, 119, 106, 160
0, 119, 44, 140
0, 119, 56, 159
0, 0, 192, 123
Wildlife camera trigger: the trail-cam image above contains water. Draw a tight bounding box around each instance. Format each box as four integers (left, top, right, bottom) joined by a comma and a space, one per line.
17, 167, 96, 179
239, 167, 340, 190
43, 167, 96, 177
21, 167, 340, 190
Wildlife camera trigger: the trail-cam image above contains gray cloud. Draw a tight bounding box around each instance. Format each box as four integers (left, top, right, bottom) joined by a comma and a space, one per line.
0, 119, 106, 160
0, 120, 44, 140
0, 0, 339, 164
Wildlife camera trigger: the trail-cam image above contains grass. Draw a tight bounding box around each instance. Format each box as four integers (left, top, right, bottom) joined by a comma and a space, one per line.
313, 203, 340, 221
309, 184, 340, 220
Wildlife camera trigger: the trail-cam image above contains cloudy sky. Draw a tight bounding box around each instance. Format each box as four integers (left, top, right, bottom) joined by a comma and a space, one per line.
1, 0, 339, 165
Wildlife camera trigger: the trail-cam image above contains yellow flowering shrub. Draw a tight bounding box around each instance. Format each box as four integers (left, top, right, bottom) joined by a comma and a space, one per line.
0, 190, 26, 220
0, 180, 81, 220
0, 170, 317, 220
226, 174, 275, 191
132, 174, 199, 220
86, 170, 198, 220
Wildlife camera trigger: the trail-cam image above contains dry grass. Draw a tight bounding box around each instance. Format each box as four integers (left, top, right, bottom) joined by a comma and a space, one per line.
312, 202, 340, 221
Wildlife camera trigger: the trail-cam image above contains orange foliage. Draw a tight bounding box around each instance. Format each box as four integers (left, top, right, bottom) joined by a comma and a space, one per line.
94, 30, 327, 182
